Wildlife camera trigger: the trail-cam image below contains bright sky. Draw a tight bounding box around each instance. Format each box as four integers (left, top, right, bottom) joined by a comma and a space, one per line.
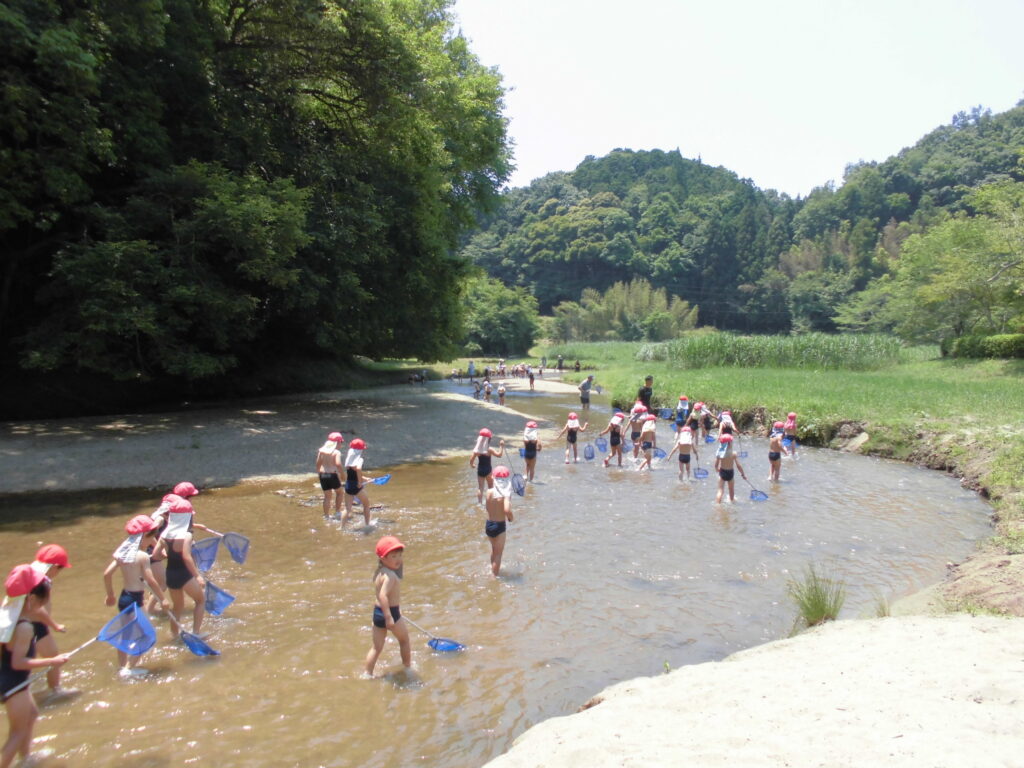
451, 0, 1024, 197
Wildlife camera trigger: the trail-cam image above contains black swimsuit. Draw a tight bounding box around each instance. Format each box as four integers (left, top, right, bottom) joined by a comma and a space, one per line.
476, 454, 492, 478
1, 620, 36, 702
165, 539, 192, 590
345, 466, 363, 495
524, 440, 537, 460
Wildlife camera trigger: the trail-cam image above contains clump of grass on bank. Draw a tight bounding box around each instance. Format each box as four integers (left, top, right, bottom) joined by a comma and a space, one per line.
788, 565, 846, 632
642, 332, 933, 371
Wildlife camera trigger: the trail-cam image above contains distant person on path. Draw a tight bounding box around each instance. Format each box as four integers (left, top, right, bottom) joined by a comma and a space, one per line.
315, 431, 345, 518
637, 375, 654, 412
467, 360, 476, 381
556, 412, 589, 464
578, 375, 594, 410
522, 422, 542, 482
528, 368, 535, 390
556, 355, 564, 371
497, 382, 506, 406
470, 428, 505, 503
573, 359, 580, 372
541, 355, 547, 369
484, 467, 515, 576
768, 422, 790, 482
598, 410, 626, 468
714, 434, 747, 503
364, 536, 410, 677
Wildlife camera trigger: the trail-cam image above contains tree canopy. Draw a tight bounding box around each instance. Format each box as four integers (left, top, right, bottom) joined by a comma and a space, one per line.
1, 0, 510, 383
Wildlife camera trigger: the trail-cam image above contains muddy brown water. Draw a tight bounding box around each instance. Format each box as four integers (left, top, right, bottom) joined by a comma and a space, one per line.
0, 385, 993, 767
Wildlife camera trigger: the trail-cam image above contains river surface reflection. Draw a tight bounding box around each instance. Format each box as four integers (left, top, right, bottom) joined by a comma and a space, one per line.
0, 386, 992, 767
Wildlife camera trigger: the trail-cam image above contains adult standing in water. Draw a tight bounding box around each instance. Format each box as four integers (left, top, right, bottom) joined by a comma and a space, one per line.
578, 374, 595, 411
637, 375, 654, 412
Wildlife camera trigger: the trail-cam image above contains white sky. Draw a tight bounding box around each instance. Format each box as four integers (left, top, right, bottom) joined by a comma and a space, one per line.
451, 0, 1024, 197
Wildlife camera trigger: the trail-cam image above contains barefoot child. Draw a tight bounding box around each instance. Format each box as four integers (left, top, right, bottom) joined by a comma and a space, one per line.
315, 432, 345, 519
556, 412, 589, 464
628, 403, 647, 459
364, 537, 411, 677
103, 515, 172, 677
342, 439, 375, 526
675, 395, 690, 431
153, 496, 206, 640
768, 422, 790, 482
783, 412, 798, 459
637, 413, 658, 471
714, 434, 748, 503
27, 545, 71, 697
522, 422, 542, 482
1, 565, 69, 768
666, 425, 699, 480
470, 429, 505, 503
599, 410, 626, 468
485, 467, 515, 576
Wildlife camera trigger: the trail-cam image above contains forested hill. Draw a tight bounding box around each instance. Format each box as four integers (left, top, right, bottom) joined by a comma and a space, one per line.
460, 103, 1024, 334
0, 0, 509, 398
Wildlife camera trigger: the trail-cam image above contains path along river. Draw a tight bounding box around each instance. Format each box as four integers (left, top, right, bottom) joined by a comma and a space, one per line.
0, 382, 993, 767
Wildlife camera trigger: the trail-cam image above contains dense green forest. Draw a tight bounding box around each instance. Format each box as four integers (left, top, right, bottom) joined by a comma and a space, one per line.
461, 104, 1024, 342
1, 0, 509, 397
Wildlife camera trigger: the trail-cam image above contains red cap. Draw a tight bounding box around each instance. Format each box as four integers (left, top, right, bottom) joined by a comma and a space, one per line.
679, 395, 688, 401
493, 466, 510, 478
327, 432, 343, 443
34, 544, 71, 569
173, 481, 198, 498
350, 438, 366, 450
773, 421, 784, 429
645, 413, 657, 421
788, 412, 797, 419
375, 536, 405, 559
720, 434, 734, 443
682, 426, 692, 432
165, 495, 194, 514
568, 412, 578, 420
525, 421, 537, 429
635, 405, 648, 413
125, 515, 159, 535
479, 428, 492, 438
5, 564, 48, 598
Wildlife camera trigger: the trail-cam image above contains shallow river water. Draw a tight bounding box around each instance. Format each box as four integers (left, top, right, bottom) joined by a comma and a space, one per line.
0, 385, 993, 767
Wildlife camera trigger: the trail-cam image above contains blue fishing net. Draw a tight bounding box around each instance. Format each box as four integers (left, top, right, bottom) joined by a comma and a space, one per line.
659, 408, 673, 420
370, 473, 392, 486
192, 537, 220, 573
511, 473, 526, 496
749, 488, 769, 502
653, 447, 667, 459
181, 631, 220, 657
519, 447, 526, 457
427, 637, 465, 652
595, 437, 607, 452
204, 581, 236, 616
583, 444, 595, 461
98, 603, 156, 656
222, 532, 250, 564
694, 467, 709, 478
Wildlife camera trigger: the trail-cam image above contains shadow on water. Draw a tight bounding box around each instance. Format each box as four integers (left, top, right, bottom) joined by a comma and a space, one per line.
0, 381, 995, 767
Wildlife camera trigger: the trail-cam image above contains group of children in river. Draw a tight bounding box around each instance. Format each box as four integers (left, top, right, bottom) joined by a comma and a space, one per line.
0, 482, 219, 767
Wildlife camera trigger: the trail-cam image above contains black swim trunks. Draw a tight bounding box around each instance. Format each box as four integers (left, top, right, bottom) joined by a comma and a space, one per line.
631, 430, 641, 441
524, 441, 537, 460
567, 430, 577, 444
610, 433, 621, 447
719, 468, 735, 481
485, 520, 507, 538
118, 589, 145, 612
372, 605, 401, 628
679, 454, 691, 464
768, 451, 781, 461
319, 472, 341, 491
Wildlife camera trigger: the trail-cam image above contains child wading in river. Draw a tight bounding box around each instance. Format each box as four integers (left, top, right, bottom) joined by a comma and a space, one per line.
484, 467, 515, 576
714, 433, 747, 503
556, 412, 589, 464
769, 421, 790, 482
364, 537, 411, 677
666, 425, 699, 480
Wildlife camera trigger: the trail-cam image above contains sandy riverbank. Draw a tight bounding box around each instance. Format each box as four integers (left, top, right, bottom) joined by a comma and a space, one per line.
484, 614, 1024, 768
0, 377, 581, 495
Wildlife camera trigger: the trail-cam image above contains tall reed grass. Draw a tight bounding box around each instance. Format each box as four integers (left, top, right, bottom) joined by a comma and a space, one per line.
641, 332, 928, 371
787, 564, 846, 631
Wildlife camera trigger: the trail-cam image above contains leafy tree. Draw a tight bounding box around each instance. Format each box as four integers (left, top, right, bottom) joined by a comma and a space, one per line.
461, 275, 538, 355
